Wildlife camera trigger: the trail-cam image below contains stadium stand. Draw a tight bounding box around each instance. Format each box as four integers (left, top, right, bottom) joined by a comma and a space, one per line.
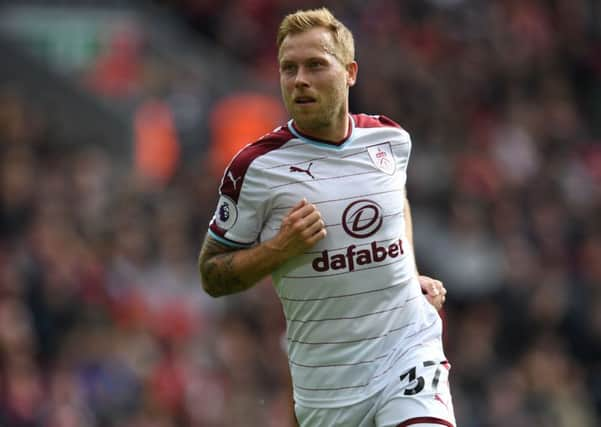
0, 0, 600, 426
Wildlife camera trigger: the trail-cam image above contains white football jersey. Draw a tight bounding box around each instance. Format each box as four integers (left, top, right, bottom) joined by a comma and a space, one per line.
209, 114, 443, 408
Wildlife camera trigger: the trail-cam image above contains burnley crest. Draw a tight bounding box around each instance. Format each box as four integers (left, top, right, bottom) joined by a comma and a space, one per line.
367, 142, 396, 175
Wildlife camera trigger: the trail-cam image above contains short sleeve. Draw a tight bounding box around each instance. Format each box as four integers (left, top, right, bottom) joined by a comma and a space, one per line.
207, 127, 293, 247
209, 161, 267, 248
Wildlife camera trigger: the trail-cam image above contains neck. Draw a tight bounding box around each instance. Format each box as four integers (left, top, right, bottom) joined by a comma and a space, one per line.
295, 110, 350, 143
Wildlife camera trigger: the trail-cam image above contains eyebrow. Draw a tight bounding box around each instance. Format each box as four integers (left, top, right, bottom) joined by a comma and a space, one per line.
280, 55, 329, 64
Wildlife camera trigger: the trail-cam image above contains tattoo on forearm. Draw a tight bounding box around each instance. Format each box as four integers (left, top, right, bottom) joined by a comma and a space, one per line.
199, 236, 248, 296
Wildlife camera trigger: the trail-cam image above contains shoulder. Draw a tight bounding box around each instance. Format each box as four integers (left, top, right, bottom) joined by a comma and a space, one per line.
227, 125, 294, 174
219, 125, 295, 200
352, 114, 411, 145
352, 113, 405, 130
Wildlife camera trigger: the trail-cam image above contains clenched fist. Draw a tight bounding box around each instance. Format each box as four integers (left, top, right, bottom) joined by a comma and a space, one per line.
267, 199, 327, 258
419, 275, 447, 311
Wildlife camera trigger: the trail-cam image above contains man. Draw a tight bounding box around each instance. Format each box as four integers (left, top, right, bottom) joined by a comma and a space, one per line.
199, 7, 456, 427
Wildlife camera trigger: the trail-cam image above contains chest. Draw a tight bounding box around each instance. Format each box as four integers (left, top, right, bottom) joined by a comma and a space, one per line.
260, 140, 410, 243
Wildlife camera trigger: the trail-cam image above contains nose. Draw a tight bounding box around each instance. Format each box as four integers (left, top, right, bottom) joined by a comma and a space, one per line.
294, 66, 310, 88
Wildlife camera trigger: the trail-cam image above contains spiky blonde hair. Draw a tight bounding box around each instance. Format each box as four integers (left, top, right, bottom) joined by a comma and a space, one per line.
276, 7, 355, 66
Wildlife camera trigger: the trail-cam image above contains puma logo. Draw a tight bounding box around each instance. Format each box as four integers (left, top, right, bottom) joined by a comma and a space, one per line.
290, 162, 315, 179
227, 171, 242, 190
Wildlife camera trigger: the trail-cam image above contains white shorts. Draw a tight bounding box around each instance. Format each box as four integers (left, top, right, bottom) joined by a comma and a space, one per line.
295, 342, 456, 427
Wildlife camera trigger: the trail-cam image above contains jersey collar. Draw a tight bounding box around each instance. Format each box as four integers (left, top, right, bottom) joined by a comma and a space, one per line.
288, 114, 356, 149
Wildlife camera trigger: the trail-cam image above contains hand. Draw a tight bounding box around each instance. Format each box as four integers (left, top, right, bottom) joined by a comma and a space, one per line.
267, 199, 327, 257
419, 275, 447, 311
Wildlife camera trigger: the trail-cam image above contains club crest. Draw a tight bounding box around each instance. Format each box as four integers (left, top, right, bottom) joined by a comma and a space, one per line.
367, 143, 396, 175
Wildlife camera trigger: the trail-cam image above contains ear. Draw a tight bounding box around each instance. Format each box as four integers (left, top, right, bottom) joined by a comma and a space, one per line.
346, 61, 358, 87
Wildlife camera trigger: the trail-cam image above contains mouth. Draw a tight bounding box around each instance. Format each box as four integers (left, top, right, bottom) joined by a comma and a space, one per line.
294, 96, 317, 105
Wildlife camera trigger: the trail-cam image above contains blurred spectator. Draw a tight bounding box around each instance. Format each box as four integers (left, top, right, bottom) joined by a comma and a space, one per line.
85, 23, 144, 98
208, 92, 285, 178
134, 98, 181, 187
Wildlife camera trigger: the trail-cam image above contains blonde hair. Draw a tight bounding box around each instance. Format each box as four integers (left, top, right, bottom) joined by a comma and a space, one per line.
276, 7, 355, 65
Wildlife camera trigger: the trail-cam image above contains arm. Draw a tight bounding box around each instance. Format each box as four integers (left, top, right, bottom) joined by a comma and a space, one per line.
404, 194, 447, 310
199, 199, 326, 297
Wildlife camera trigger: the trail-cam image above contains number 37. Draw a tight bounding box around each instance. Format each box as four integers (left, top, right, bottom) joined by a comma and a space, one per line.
399, 360, 447, 396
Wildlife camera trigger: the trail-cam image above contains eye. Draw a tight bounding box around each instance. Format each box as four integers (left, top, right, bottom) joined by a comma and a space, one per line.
308, 60, 324, 69
281, 63, 297, 74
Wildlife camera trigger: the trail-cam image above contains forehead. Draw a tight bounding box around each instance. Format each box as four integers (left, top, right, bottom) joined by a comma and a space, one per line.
278, 27, 337, 63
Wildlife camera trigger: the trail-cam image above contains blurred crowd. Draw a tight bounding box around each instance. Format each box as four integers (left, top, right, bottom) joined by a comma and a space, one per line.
1, 0, 601, 426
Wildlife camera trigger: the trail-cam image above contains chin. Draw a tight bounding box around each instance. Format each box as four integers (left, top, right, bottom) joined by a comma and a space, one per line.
295, 118, 325, 132
294, 112, 328, 127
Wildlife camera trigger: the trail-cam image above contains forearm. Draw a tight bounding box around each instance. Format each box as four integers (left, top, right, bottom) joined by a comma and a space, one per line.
199, 234, 290, 297
200, 199, 326, 297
